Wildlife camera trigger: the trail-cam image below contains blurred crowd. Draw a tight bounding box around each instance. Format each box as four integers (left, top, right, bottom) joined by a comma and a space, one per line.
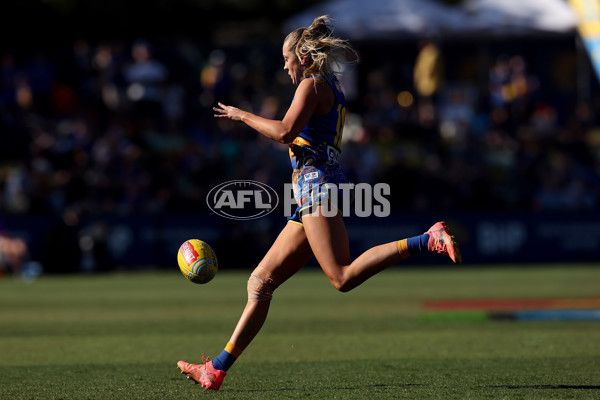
1, 39, 286, 218
1, 36, 599, 274
360, 41, 600, 213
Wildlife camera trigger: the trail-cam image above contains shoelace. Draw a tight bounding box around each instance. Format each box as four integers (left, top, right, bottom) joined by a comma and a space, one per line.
201, 354, 211, 366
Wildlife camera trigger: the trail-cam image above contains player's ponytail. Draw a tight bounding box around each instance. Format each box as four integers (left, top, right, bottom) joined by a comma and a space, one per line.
285, 15, 358, 80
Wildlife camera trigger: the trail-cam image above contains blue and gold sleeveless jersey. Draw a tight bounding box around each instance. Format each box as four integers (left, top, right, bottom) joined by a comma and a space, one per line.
289, 74, 347, 168
287, 74, 353, 223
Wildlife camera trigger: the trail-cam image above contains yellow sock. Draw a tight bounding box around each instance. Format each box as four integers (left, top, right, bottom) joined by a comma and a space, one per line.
213, 342, 243, 371
225, 342, 243, 358
397, 239, 411, 259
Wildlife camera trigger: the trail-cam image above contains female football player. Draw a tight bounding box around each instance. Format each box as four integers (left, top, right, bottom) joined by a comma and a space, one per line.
177, 15, 462, 390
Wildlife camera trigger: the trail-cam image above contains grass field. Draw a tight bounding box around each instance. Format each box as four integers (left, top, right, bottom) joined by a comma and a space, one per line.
1, 264, 599, 399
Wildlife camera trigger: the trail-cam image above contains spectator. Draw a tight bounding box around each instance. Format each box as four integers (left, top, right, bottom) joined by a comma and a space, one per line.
0, 233, 28, 276
123, 39, 168, 129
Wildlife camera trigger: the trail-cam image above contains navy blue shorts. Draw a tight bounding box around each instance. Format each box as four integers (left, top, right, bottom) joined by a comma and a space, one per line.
287, 148, 353, 224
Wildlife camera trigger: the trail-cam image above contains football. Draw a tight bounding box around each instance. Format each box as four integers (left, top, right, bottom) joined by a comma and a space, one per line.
177, 239, 218, 284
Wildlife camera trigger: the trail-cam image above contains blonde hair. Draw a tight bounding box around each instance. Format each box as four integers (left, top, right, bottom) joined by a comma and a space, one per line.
285, 15, 358, 80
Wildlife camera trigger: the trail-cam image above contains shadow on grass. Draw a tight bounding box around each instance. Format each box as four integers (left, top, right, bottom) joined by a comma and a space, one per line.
224, 383, 600, 394
223, 383, 424, 393
488, 385, 600, 390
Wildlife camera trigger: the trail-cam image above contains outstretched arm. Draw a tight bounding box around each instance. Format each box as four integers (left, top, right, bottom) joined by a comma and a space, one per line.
213, 79, 319, 144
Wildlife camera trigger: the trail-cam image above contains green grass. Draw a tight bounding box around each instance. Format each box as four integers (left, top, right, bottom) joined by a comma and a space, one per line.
1, 264, 600, 399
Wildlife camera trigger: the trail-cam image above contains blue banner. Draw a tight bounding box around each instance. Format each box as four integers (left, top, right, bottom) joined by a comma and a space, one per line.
2, 211, 599, 273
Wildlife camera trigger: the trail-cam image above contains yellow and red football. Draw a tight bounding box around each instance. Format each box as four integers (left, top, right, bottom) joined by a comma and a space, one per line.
177, 239, 218, 284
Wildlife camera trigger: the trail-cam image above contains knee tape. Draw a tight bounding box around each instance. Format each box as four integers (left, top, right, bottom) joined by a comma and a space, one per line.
247, 271, 277, 302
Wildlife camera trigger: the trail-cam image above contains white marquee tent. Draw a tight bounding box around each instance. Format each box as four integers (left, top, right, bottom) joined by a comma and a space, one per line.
284, 0, 578, 40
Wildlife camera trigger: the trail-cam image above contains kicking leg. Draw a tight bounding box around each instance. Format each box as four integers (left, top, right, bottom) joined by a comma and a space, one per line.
227, 221, 312, 350
178, 221, 312, 390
